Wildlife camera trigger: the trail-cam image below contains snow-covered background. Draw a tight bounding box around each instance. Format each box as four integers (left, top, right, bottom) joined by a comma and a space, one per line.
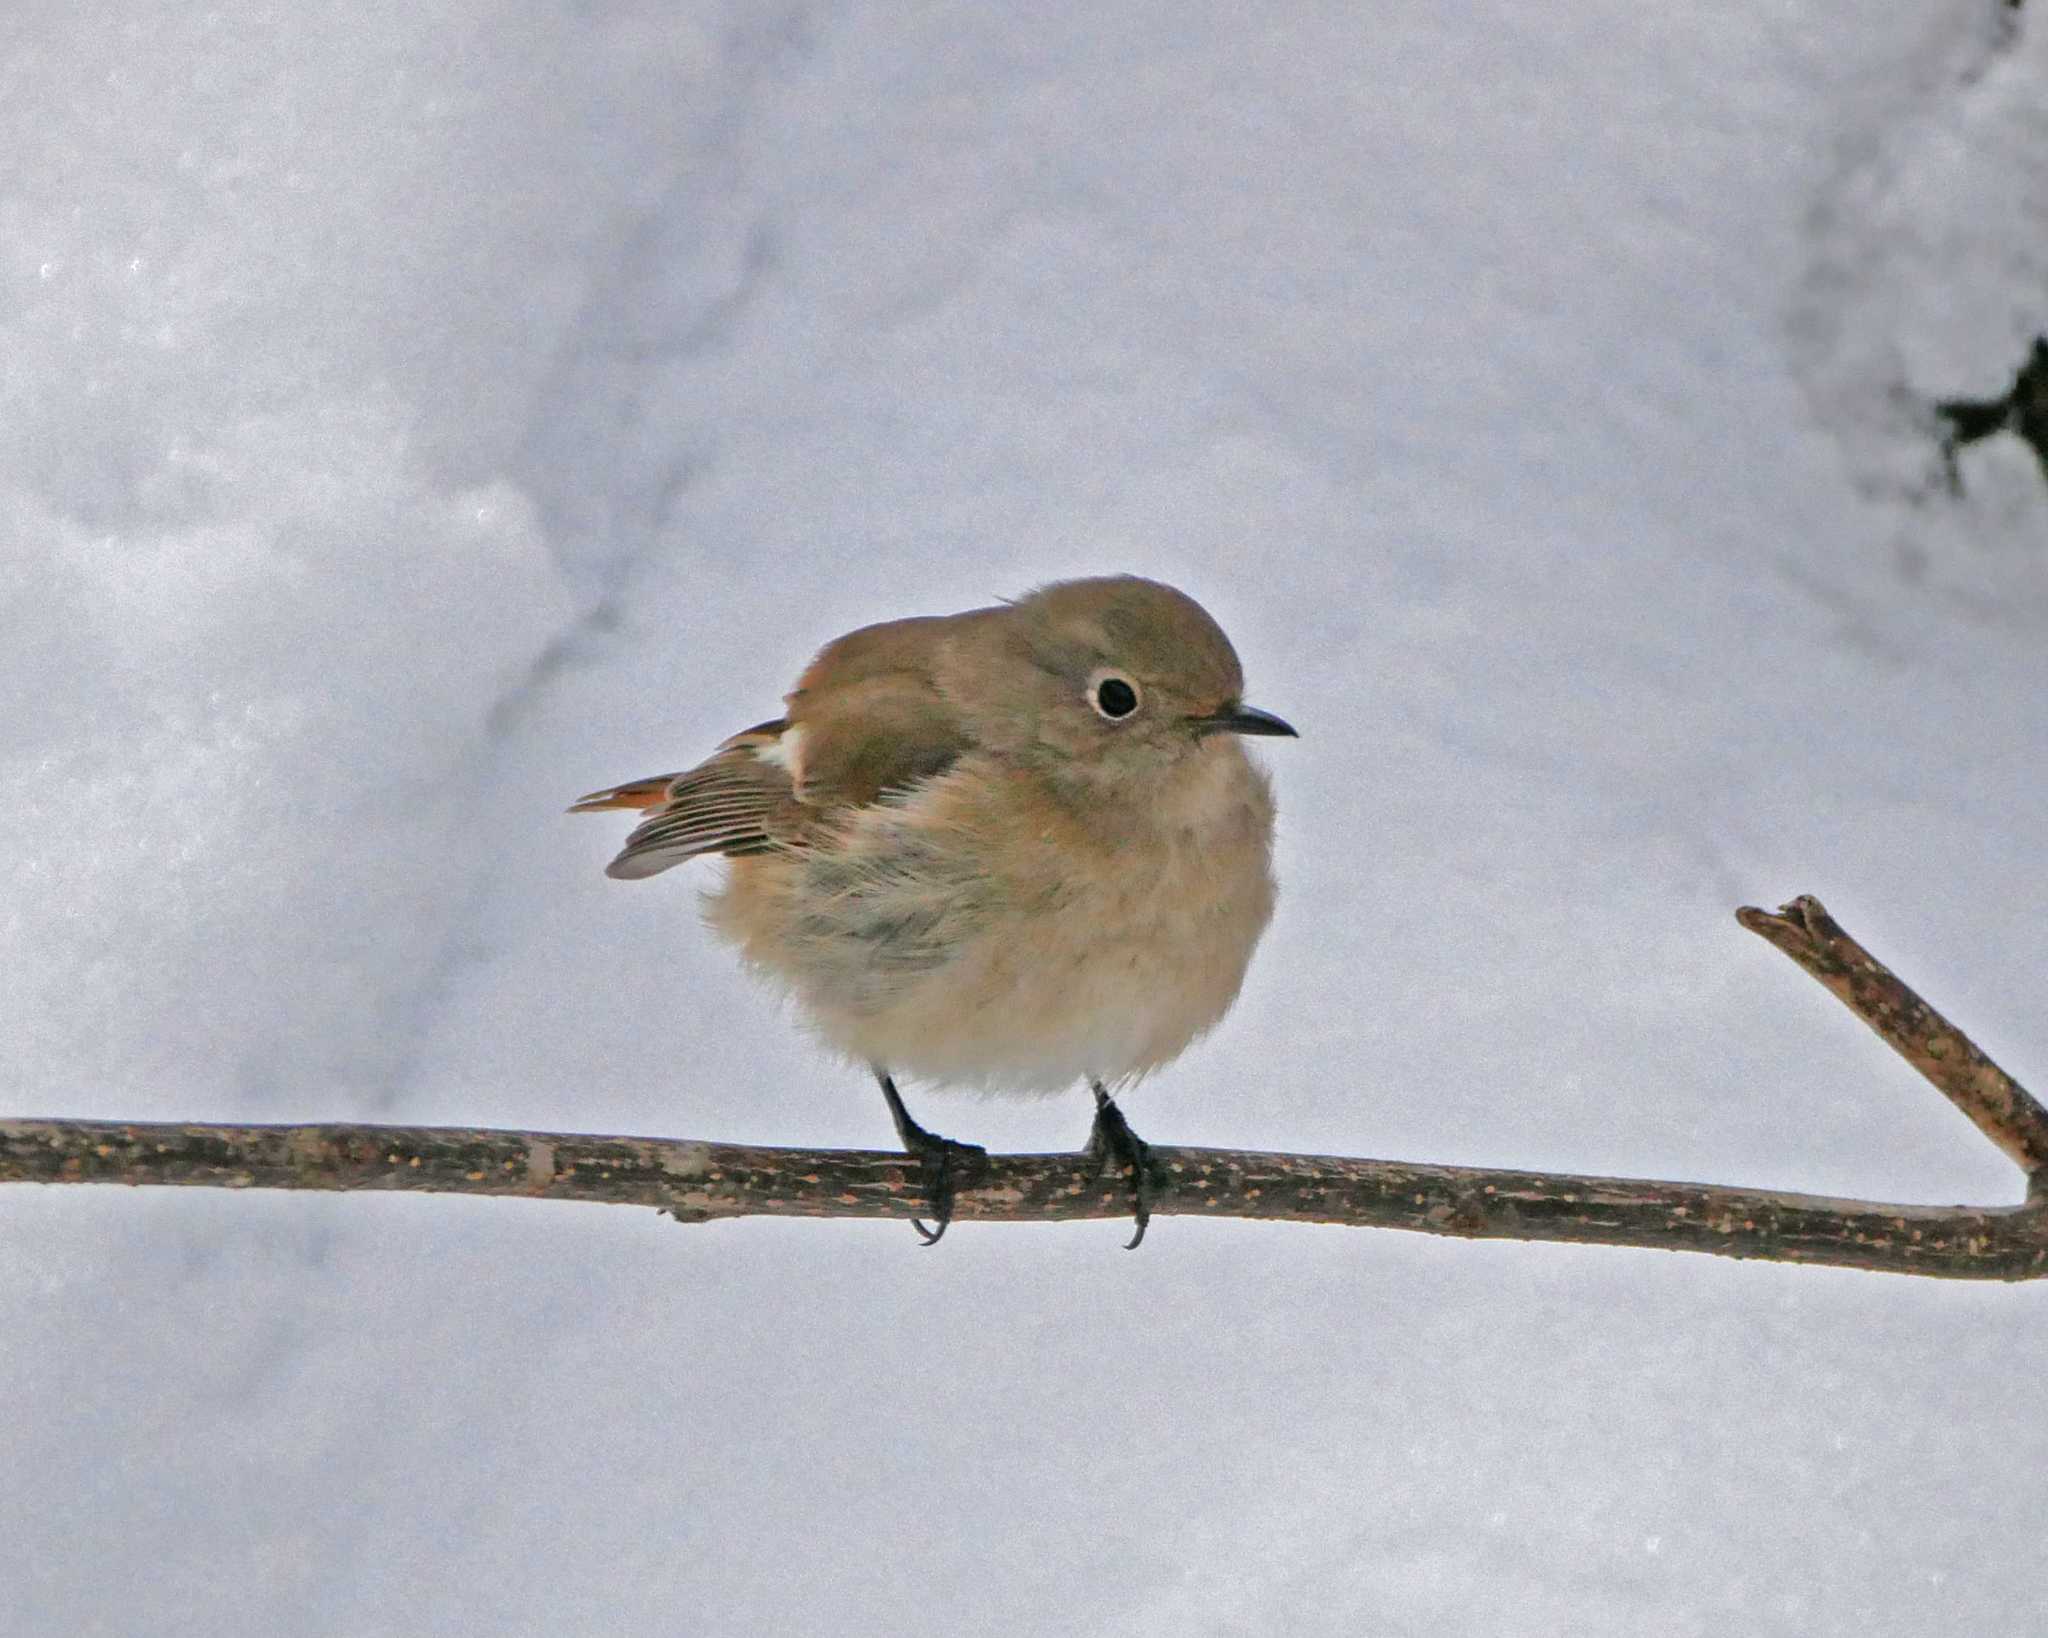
5, 1, 2047, 1631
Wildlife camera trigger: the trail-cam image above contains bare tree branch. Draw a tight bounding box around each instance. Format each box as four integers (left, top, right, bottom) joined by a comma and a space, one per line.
3, 896, 2044, 1280
1735, 895, 2048, 1174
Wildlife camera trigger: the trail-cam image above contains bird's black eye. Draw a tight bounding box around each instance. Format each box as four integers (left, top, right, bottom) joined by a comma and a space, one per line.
1091, 675, 1140, 720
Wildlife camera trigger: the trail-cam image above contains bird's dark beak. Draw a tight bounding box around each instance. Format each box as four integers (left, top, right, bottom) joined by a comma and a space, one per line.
1191, 702, 1298, 739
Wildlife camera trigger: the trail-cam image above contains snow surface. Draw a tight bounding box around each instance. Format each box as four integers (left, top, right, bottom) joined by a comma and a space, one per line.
5, 0, 2047, 1631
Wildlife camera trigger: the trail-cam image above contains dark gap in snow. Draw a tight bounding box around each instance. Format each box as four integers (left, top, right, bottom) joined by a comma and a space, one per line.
1935, 335, 2048, 494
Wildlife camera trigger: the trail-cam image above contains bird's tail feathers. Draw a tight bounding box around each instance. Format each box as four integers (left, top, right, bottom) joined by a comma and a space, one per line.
567, 775, 679, 813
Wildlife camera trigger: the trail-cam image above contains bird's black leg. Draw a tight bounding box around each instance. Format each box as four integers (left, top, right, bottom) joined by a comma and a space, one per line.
875, 1068, 986, 1245
1087, 1081, 1155, 1250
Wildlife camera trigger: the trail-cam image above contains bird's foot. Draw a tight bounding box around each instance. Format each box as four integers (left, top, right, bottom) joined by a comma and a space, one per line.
878, 1072, 986, 1245
900, 1126, 988, 1246
1087, 1083, 1155, 1250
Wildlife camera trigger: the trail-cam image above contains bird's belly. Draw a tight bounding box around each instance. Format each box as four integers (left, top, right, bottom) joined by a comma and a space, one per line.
710, 813, 1276, 1095
898, 903, 1260, 1093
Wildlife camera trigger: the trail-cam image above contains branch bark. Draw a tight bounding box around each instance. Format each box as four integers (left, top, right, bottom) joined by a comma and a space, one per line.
4, 896, 2045, 1280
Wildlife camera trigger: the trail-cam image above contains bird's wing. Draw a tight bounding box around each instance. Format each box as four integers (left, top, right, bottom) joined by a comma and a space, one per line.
572, 613, 980, 881
783, 612, 981, 809
570, 719, 797, 879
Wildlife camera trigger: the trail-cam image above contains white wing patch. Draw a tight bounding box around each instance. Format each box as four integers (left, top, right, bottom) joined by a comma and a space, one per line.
750, 724, 803, 776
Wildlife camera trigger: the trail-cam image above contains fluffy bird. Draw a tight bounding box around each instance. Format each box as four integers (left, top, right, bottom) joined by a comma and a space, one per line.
572, 575, 1294, 1244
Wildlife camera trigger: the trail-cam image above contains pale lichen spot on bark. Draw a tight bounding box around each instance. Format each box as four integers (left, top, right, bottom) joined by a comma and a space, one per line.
660, 1144, 713, 1179
285, 1130, 331, 1172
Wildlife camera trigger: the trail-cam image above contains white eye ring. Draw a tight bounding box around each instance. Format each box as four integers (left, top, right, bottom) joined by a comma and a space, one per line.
1088, 671, 1142, 721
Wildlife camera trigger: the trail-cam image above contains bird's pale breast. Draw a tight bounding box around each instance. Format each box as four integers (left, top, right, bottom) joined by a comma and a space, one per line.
705, 738, 1278, 1094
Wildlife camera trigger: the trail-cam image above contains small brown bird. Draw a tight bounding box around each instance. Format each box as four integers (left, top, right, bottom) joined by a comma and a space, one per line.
572, 575, 1294, 1244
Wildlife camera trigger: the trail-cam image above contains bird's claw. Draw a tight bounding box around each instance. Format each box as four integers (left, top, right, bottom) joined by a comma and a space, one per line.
877, 1071, 986, 1245
1088, 1085, 1154, 1250
902, 1130, 988, 1245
